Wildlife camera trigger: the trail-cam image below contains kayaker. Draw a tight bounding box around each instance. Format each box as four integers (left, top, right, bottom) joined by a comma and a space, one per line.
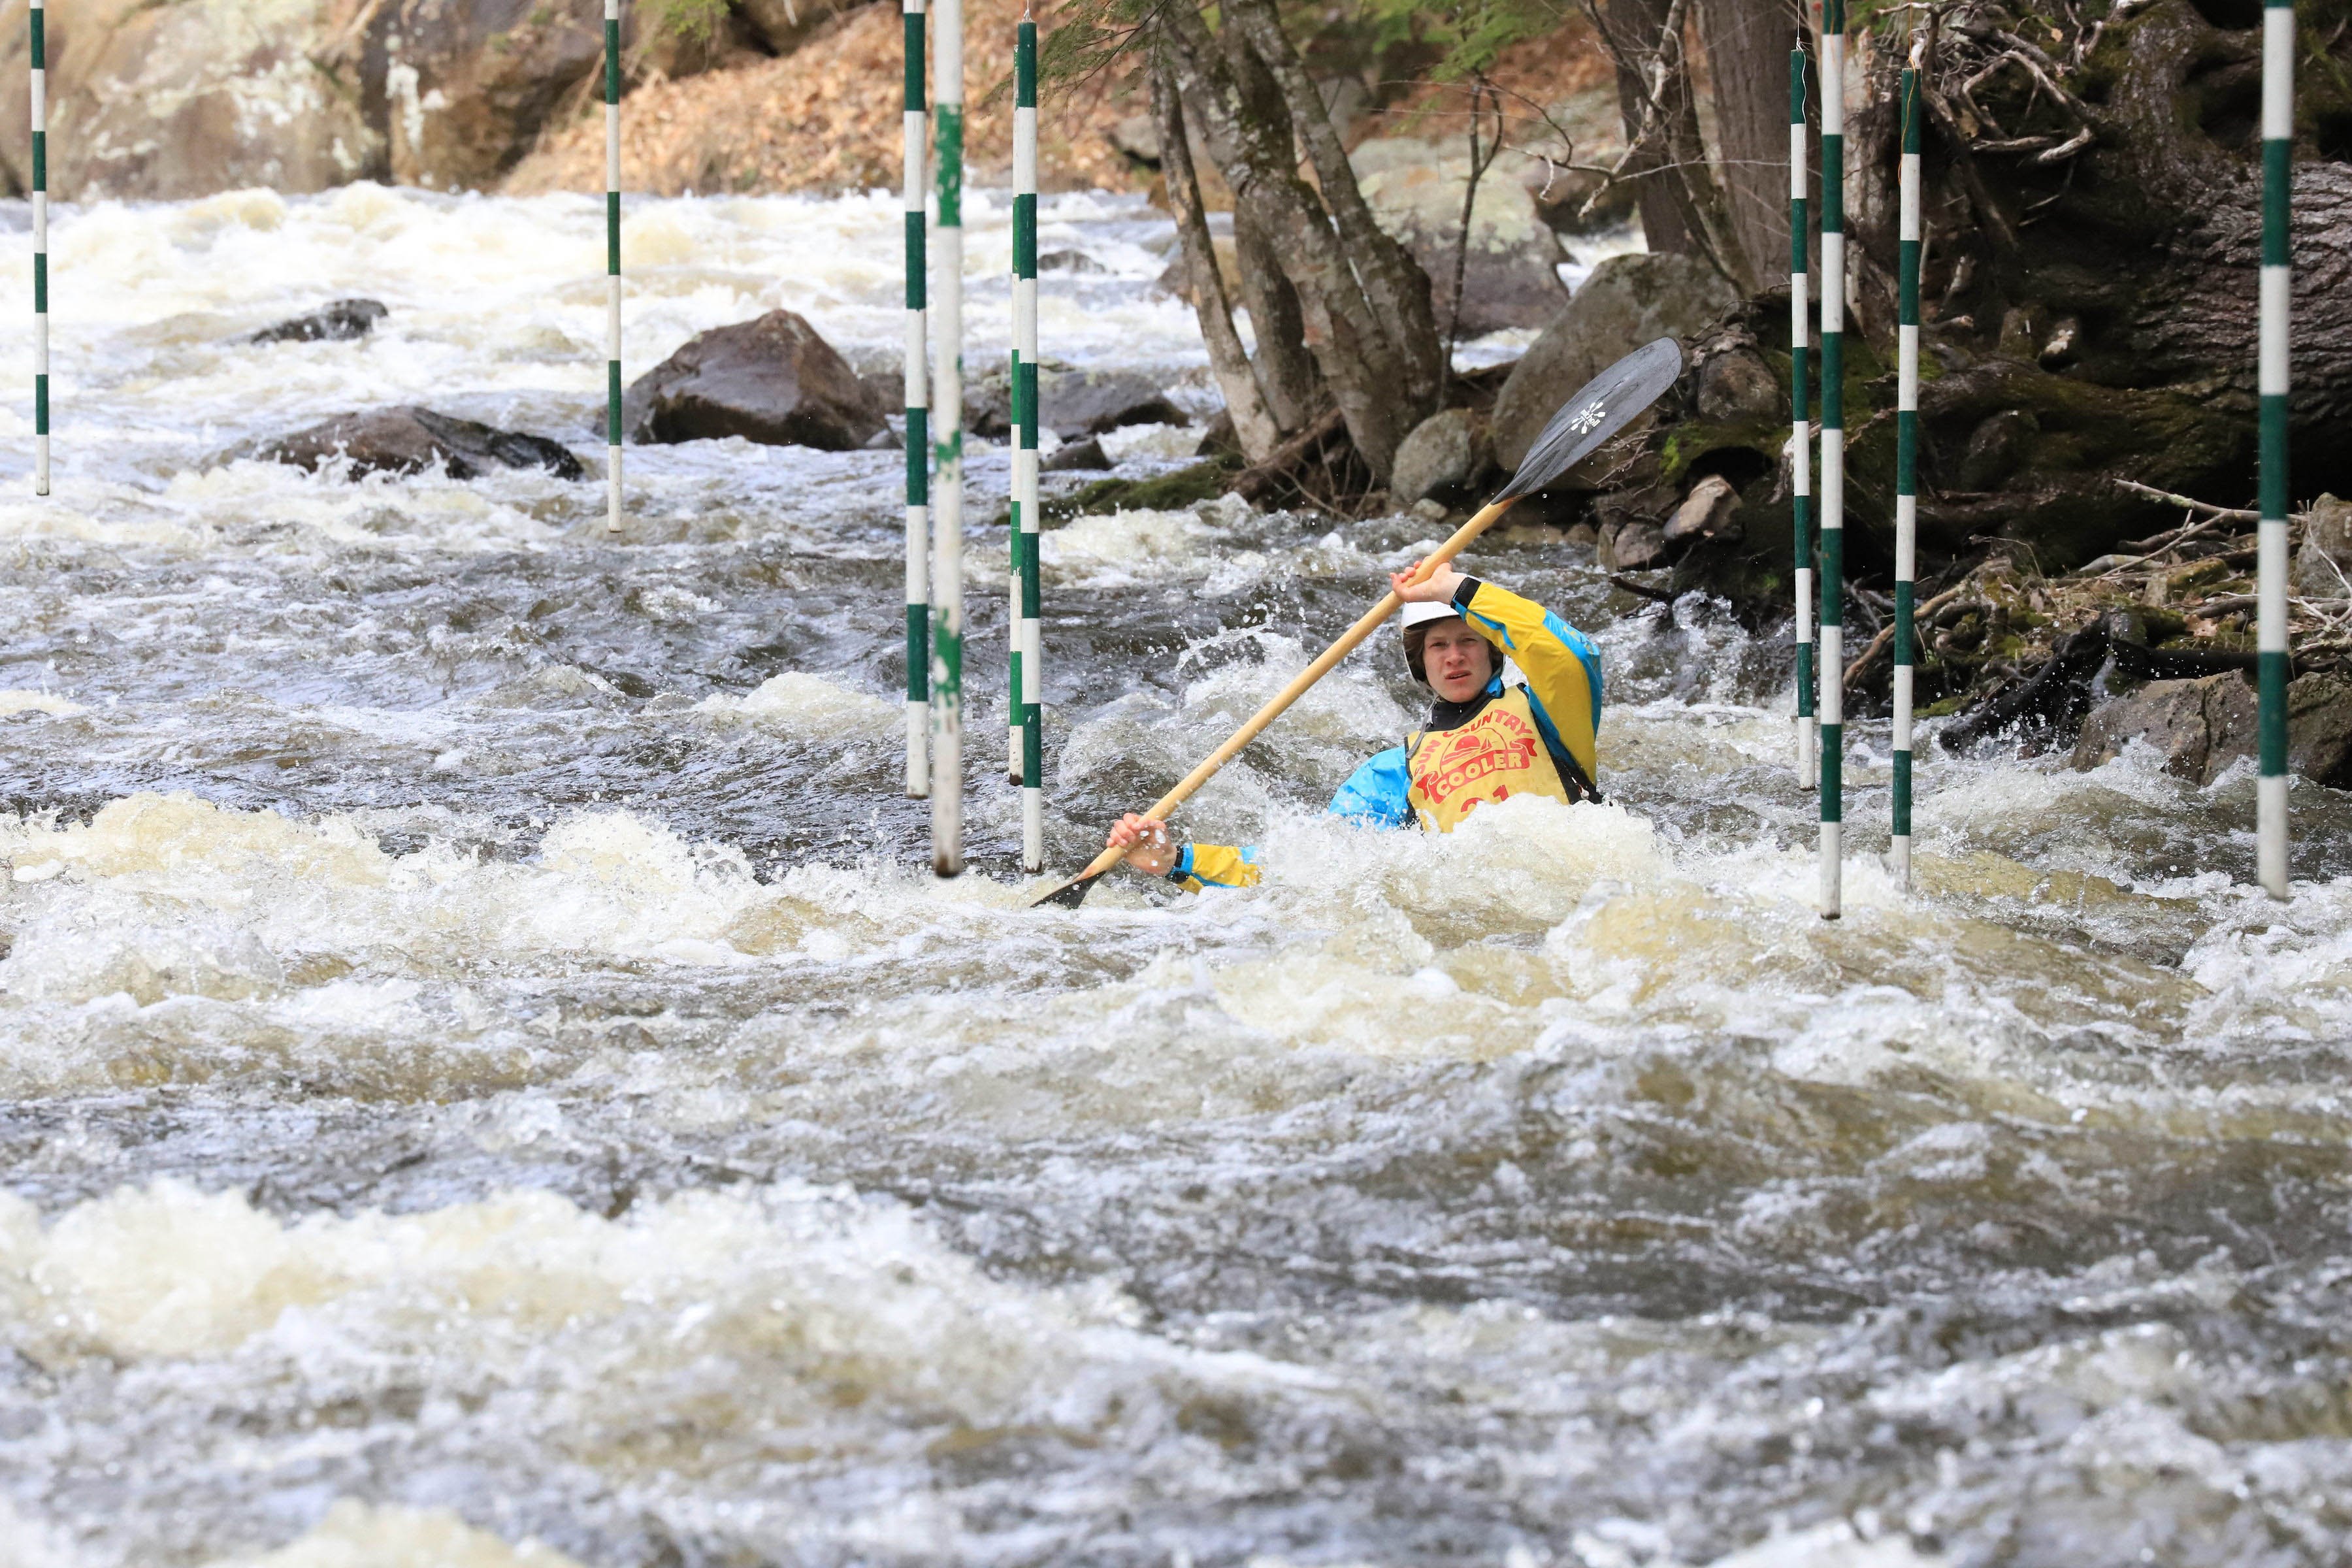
1105, 560, 1603, 890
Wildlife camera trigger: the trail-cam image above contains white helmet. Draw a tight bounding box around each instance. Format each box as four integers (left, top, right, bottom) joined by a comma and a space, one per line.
1400, 600, 1464, 630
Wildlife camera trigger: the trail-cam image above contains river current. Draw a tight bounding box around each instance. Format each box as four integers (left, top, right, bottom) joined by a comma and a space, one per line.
0, 184, 2349, 1568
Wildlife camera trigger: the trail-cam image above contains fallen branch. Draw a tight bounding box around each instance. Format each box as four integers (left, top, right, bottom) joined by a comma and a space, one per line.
1843, 583, 1970, 686
2112, 477, 2259, 521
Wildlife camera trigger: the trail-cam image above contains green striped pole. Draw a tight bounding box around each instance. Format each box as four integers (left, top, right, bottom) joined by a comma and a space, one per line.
1790, 46, 1814, 791
604, 0, 622, 532
930, 0, 964, 875
1892, 48, 1921, 889
30, 0, 47, 496
1012, 12, 1044, 872
904, 0, 930, 798
1817, 0, 1846, 919
2258, 0, 2292, 896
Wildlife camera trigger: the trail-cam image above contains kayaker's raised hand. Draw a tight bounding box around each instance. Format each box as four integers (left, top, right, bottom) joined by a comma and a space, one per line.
1105, 813, 1179, 877
1393, 561, 1465, 604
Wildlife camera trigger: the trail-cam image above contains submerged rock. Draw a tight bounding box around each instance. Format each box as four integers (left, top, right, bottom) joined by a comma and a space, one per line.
1490, 253, 1740, 472
2072, 671, 2352, 786
1041, 436, 1111, 472
970, 365, 1186, 442
248, 300, 388, 345
257, 406, 585, 482
623, 310, 884, 451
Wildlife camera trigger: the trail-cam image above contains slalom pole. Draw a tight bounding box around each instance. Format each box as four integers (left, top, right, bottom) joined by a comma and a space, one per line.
1818, 0, 1846, 919
904, 0, 930, 798
930, 0, 965, 875
1006, 12, 1032, 787
1789, 44, 1814, 791
603, 0, 622, 532
30, 0, 47, 496
1013, 10, 1045, 872
2257, 0, 2292, 898
1892, 44, 1921, 889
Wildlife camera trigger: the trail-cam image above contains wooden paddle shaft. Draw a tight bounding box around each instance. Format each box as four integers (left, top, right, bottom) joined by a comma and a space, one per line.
1070, 495, 1520, 885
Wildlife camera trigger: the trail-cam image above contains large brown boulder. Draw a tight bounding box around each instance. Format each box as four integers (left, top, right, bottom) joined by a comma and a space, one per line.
0, 0, 383, 200
623, 310, 883, 449
1490, 253, 1740, 474
2071, 671, 2352, 787
256, 406, 585, 481
359, 0, 608, 192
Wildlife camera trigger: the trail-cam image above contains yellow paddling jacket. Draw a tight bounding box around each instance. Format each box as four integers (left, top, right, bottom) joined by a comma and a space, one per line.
1168, 577, 1602, 892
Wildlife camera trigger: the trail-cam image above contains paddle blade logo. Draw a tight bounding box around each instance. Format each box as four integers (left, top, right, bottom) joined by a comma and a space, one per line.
1567, 401, 1604, 434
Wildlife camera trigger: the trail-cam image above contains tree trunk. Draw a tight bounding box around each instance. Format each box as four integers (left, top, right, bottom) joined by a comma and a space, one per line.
1151, 55, 1283, 463
1693, 0, 1801, 295
1150, 3, 1443, 484
1600, 0, 1699, 253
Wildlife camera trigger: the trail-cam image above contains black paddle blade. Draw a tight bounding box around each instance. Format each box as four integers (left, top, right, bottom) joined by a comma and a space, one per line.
1036, 872, 1099, 909
1495, 336, 1684, 502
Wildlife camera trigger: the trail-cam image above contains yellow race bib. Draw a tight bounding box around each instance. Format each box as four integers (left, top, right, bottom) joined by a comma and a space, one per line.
1405, 687, 1576, 832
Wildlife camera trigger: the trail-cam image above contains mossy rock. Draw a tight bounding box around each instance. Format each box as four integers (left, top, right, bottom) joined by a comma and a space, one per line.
1042, 457, 1240, 524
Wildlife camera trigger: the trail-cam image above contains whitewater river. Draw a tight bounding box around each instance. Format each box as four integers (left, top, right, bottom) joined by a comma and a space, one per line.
1, 184, 2350, 1568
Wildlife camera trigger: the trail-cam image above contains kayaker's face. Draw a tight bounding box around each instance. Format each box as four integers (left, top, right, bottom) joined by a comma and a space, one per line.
1422, 621, 1493, 704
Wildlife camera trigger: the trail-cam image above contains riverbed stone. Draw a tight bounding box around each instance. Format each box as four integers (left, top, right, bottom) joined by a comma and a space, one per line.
970, 366, 1186, 442
1663, 474, 1743, 544
249, 299, 389, 345
2072, 670, 2352, 786
624, 310, 883, 450
1390, 408, 1492, 507
1490, 253, 1740, 473
257, 406, 585, 482
1042, 436, 1111, 472
1352, 136, 1571, 338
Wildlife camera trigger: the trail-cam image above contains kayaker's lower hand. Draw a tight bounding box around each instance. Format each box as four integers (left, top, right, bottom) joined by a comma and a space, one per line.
1393, 561, 1466, 604
1107, 813, 1178, 876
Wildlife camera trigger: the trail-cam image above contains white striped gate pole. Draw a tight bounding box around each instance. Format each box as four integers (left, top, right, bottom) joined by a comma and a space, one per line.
2257, 0, 2293, 897
30, 0, 48, 496
1892, 43, 1922, 889
904, 0, 930, 798
603, 0, 622, 532
930, 0, 965, 875
1817, 0, 1847, 919
1013, 12, 1044, 872
1789, 44, 1814, 791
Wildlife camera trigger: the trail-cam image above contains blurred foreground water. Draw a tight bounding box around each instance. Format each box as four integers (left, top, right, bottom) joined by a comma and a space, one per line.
0, 185, 2349, 1568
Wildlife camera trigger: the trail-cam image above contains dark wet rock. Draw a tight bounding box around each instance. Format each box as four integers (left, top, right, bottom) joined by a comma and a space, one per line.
1390, 408, 1492, 507
1194, 409, 1243, 461
1038, 249, 1107, 274
1693, 346, 1780, 422
1491, 253, 1740, 472
623, 310, 883, 451
1043, 436, 1111, 472
257, 406, 585, 482
970, 365, 1186, 442
2072, 670, 2352, 786
249, 299, 388, 345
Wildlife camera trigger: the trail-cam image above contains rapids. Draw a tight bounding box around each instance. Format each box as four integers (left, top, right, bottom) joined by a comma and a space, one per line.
1, 185, 2349, 1568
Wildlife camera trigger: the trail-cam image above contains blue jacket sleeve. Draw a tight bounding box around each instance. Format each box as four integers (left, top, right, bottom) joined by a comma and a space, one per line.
1326, 746, 1414, 828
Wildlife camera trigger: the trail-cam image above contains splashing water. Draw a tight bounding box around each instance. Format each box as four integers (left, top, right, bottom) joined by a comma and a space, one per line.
1, 186, 2350, 1568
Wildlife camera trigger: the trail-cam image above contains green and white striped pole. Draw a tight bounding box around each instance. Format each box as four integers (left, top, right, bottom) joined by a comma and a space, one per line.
930, 0, 965, 875
2258, 0, 2292, 897
1817, 0, 1846, 919
1790, 44, 1814, 791
603, 0, 621, 532
904, 0, 930, 798
1012, 12, 1044, 871
1892, 46, 1921, 889
30, 0, 47, 496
